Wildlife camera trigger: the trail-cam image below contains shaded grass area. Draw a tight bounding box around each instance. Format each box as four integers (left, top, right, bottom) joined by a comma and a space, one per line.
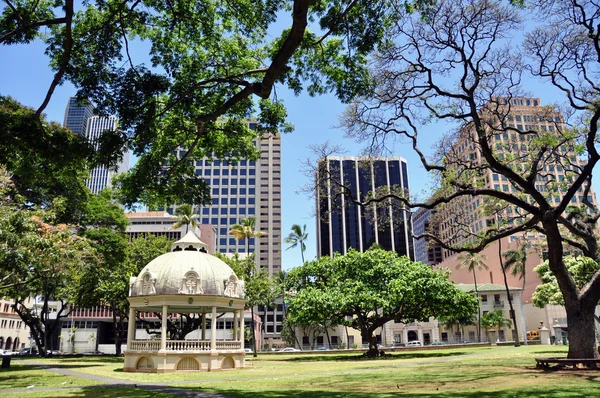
279, 350, 470, 362
0, 361, 99, 390
1, 386, 179, 398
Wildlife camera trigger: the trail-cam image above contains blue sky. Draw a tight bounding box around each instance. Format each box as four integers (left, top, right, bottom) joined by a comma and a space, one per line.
1, 14, 596, 272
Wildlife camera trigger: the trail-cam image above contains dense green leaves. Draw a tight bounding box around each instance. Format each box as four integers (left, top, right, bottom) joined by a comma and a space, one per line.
532, 256, 600, 308
0, 0, 433, 207
285, 247, 478, 355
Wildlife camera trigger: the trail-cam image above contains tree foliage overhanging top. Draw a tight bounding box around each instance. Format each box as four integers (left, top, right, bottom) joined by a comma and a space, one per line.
0, 0, 434, 208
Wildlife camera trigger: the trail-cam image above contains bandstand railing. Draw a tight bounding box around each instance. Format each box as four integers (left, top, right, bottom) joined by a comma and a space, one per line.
129, 340, 242, 352
130, 340, 160, 351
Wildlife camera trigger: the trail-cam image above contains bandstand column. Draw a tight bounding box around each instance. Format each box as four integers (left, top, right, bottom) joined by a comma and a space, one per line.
240, 310, 245, 344
233, 311, 238, 343
202, 313, 206, 340
126, 306, 136, 350
160, 305, 168, 351
211, 306, 217, 351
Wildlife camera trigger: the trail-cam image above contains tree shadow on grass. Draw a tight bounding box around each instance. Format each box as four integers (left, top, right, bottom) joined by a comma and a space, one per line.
177, 386, 594, 398
530, 350, 569, 355
279, 351, 468, 362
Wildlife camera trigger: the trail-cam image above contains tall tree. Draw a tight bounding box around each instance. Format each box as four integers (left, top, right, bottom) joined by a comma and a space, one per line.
456, 252, 488, 343
229, 217, 266, 255
503, 244, 529, 345
284, 224, 308, 264
339, 0, 600, 358
286, 247, 478, 357
74, 188, 130, 355
170, 204, 199, 234
498, 238, 520, 346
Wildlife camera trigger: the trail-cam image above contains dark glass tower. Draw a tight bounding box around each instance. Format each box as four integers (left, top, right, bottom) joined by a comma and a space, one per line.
316, 157, 414, 259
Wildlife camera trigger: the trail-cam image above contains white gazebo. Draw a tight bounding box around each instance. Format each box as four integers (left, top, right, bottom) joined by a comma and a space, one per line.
124, 231, 246, 373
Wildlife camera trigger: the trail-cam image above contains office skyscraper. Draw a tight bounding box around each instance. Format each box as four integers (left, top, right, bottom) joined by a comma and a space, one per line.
316, 156, 414, 259
63, 97, 95, 135
63, 97, 130, 194
190, 133, 282, 275
174, 132, 283, 341
412, 207, 442, 266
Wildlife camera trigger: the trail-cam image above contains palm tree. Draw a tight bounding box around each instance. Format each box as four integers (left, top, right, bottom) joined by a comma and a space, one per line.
229, 217, 266, 356
481, 310, 512, 343
284, 224, 308, 263
170, 204, 199, 234
229, 217, 266, 254
456, 252, 488, 342
503, 245, 529, 346
441, 314, 476, 343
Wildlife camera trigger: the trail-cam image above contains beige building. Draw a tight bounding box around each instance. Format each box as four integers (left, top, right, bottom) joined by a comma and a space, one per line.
125, 212, 217, 253
430, 97, 596, 261
439, 238, 575, 340
0, 297, 30, 352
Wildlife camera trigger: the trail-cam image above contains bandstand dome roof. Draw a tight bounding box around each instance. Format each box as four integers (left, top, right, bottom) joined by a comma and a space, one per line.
129, 231, 245, 299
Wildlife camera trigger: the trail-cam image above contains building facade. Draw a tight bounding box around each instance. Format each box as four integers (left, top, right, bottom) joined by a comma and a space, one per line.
412, 207, 442, 266
63, 97, 130, 194
0, 298, 30, 352
125, 211, 217, 254
434, 97, 597, 262
172, 132, 283, 343
316, 156, 414, 259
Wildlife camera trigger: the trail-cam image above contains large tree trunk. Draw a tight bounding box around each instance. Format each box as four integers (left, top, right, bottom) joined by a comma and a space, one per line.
361, 329, 377, 357
564, 300, 599, 359
545, 221, 599, 359
323, 324, 331, 348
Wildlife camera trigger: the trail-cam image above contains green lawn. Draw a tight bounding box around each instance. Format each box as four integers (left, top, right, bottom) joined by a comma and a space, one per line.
0, 361, 100, 389
1, 345, 598, 398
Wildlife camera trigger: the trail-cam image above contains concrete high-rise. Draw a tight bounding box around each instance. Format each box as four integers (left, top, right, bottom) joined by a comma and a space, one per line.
316, 156, 414, 259
412, 207, 442, 266
190, 133, 282, 275
173, 132, 283, 342
434, 97, 598, 263
63, 97, 130, 194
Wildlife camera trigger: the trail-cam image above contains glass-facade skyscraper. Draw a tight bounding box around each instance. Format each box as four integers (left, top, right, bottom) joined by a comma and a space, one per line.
316, 157, 414, 259
63, 97, 130, 194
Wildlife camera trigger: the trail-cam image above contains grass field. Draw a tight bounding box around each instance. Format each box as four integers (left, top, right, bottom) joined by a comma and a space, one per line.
1, 345, 598, 397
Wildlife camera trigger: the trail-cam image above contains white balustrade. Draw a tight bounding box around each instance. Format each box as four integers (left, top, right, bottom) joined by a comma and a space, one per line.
129, 339, 242, 352
129, 340, 161, 352
166, 340, 211, 351
215, 341, 242, 350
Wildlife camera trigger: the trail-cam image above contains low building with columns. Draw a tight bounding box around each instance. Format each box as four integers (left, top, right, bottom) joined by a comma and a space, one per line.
124, 231, 248, 372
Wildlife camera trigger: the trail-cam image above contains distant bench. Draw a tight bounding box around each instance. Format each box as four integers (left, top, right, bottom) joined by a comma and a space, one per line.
535, 357, 600, 370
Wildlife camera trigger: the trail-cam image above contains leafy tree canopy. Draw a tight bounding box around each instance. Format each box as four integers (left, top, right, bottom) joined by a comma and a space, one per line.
0, 0, 436, 208
285, 247, 478, 356
0, 96, 94, 221
532, 256, 600, 308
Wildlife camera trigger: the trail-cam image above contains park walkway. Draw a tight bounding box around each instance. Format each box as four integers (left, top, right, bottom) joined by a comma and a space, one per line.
3, 351, 488, 397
